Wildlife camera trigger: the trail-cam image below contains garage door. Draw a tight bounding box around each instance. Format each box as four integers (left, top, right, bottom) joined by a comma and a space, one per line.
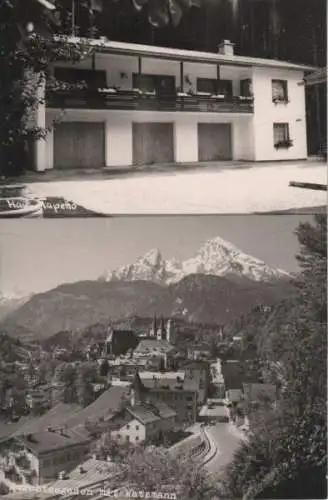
198, 123, 232, 161
133, 123, 174, 165
54, 122, 105, 168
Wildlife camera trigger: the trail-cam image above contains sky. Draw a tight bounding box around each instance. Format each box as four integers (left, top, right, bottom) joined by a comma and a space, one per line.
0, 214, 314, 297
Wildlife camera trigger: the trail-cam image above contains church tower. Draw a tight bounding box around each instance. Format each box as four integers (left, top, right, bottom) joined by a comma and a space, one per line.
150, 315, 157, 337
157, 316, 166, 340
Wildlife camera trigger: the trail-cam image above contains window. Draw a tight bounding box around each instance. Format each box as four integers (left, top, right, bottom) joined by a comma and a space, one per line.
240, 78, 252, 97
217, 79, 233, 97
133, 74, 176, 95
273, 123, 292, 148
126, 424, 130, 430
54, 68, 107, 89
197, 78, 217, 94
197, 78, 233, 97
136, 425, 139, 430
126, 435, 130, 442
136, 436, 139, 441
272, 80, 288, 102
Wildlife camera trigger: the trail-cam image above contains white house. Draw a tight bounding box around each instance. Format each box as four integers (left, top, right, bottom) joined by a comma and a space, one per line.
36, 37, 316, 171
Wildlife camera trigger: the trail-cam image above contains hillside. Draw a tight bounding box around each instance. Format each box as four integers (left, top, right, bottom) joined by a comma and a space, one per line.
0, 274, 293, 341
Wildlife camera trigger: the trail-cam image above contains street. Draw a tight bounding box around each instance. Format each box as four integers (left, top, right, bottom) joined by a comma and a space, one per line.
27, 161, 326, 214
203, 422, 244, 477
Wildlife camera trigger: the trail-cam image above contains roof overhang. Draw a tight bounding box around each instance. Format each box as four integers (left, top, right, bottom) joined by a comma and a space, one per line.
299, 67, 327, 86
53, 36, 317, 73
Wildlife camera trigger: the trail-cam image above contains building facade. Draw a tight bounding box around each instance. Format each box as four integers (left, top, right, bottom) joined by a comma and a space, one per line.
15, 429, 91, 484
35, 37, 315, 171
109, 392, 176, 445
131, 373, 197, 425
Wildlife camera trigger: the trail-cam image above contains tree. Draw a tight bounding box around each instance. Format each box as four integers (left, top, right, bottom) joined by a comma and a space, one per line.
76, 362, 98, 407
0, 1, 92, 177
220, 214, 327, 499
117, 446, 216, 499
59, 364, 79, 403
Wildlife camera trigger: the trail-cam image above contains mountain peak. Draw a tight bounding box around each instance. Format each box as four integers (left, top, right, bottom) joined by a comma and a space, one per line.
102, 236, 290, 285
138, 248, 163, 267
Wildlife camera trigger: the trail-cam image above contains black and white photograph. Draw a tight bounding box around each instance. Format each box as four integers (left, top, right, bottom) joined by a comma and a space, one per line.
0, 1, 327, 500
0, 0, 326, 216
0, 214, 326, 499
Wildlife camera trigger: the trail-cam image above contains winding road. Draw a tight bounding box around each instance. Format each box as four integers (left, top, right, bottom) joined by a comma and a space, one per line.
202, 422, 245, 478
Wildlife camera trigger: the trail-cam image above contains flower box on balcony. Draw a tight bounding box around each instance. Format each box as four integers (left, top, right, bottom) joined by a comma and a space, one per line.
177, 92, 189, 97
272, 97, 289, 104
274, 139, 293, 149
239, 95, 254, 102
196, 91, 212, 97
211, 94, 225, 100
98, 87, 117, 94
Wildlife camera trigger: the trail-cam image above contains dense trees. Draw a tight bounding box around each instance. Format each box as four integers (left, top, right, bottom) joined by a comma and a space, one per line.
117, 445, 215, 499
220, 214, 327, 499
0, 0, 91, 177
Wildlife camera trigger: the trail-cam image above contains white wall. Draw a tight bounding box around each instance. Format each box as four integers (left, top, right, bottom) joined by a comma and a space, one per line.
252, 67, 307, 160
46, 109, 254, 167
233, 118, 255, 161
53, 54, 251, 95
111, 418, 146, 444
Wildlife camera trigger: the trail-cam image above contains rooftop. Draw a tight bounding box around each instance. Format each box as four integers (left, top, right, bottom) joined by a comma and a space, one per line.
54, 36, 317, 72
139, 371, 185, 380
134, 339, 177, 354
63, 386, 130, 428
17, 428, 91, 455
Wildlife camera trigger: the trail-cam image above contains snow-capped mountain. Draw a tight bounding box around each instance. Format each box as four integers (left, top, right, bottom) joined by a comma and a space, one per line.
0, 291, 31, 320
101, 236, 291, 285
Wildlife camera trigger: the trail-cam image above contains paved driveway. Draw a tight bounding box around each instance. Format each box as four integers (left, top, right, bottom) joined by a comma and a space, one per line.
28, 161, 326, 214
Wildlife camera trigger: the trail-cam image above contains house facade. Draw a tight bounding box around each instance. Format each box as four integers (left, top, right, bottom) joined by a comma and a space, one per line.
35, 37, 315, 171
131, 372, 198, 424
109, 395, 176, 445
15, 429, 91, 484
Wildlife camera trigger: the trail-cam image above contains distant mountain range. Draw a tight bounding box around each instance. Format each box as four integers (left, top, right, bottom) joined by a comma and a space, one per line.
101, 236, 291, 285
0, 237, 294, 341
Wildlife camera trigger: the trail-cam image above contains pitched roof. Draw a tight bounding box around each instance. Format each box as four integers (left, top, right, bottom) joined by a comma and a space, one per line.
54, 36, 317, 72
17, 428, 91, 455
126, 401, 176, 425
134, 339, 176, 354
301, 67, 327, 86
13, 403, 83, 437
63, 386, 129, 428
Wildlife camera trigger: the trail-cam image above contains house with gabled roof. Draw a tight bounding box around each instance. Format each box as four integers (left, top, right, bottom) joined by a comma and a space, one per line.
108, 389, 176, 445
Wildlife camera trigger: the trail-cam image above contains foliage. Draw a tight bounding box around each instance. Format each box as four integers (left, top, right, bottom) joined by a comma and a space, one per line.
0, 1, 92, 177
129, 0, 202, 28
117, 445, 216, 499
0, 481, 10, 496
220, 214, 327, 499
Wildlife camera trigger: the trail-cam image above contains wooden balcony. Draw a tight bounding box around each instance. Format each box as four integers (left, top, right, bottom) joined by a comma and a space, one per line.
46, 88, 254, 114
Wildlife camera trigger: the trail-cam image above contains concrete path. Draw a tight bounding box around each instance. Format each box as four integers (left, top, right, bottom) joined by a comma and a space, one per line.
27, 161, 327, 214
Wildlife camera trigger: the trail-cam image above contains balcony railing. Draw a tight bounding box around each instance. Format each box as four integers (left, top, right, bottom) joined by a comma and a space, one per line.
46, 88, 254, 114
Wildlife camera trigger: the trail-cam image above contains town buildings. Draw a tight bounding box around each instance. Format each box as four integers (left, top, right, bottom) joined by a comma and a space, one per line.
34, 36, 317, 171
130, 372, 197, 425
15, 428, 91, 484
109, 389, 176, 445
